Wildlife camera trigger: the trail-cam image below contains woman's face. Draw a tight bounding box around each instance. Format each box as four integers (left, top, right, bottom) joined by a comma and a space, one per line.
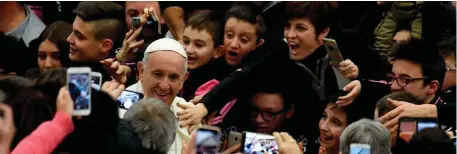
318, 103, 348, 151
38, 39, 61, 73
284, 17, 327, 61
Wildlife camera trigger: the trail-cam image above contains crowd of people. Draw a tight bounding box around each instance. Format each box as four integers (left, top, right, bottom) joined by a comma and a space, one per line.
0, 1, 456, 154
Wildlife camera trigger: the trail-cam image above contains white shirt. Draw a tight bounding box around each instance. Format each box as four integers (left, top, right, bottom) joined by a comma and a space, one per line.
123, 81, 199, 154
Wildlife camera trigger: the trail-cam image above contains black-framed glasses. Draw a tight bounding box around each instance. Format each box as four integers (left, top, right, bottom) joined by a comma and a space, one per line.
386, 74, 429, 87
250, 105, 287, 121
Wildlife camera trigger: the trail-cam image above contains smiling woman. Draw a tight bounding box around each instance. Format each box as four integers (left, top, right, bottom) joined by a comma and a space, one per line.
26, 21, 72, 78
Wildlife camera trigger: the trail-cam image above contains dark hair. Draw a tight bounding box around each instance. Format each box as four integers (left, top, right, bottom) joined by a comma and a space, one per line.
326, 101, 361, 127
376, 91, 421, 118
8, 88, 54, 149
185, 11, 225, 47
226, 3, 266, 41
284, 2, 338, 35
30, 21, 72, 67
0, 76, 33, 102
33, 68, 67, 108
409, 127, 456, 154
73, 2, 125, 46
58, 89, 120, 153
438, 35, 456, 59
391, 39, 447, 89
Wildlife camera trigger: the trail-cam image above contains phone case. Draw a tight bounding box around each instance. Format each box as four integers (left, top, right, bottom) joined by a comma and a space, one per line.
228, 131, 242, 149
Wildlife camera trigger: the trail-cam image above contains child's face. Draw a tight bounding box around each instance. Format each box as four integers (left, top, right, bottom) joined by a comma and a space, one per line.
182, 27, 220, 70
319, 103, 348, 151
223, 17, 263, 67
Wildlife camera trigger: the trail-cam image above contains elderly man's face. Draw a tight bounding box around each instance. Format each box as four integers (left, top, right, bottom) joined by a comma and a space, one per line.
140, 51, 188, 105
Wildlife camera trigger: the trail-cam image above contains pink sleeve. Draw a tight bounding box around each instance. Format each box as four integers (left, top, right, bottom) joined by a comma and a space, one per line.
11, 111, 74, 154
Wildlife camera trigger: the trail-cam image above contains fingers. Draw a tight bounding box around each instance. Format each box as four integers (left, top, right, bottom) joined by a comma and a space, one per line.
187, 124, 197, 135
280, 132, 294, 143
177, 102, 194, 110
111, 61, 120, 71
387, 98, 407, 107
100, 58, 114, 68
379, 105, 404, 124
298, 142, 304, 153
222, 144, 241, 154
273, 132, 283, 144
130, 39, 145, 49
128, 26, 144, 42
125, 30, 133, 41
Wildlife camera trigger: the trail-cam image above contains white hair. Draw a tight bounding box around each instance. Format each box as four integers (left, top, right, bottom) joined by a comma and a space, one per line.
124, 98, 177, 154
339, 119, 391, 154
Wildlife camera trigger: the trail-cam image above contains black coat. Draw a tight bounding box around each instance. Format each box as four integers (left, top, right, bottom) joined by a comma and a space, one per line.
200, 40, 343, 153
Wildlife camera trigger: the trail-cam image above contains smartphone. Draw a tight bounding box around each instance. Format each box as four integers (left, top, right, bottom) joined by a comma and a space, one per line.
117, 90, 144, 109
67, 67, 92, 116
195, 127, 221, 154
324, 38, 351, 90
241, 132, 279, 154
228, 131, 242, 149
90, 72, 102, 90
323, 38, 344, 67
350, 144, 370, 154
132, 17, 144, 40
397, 117, 438, 143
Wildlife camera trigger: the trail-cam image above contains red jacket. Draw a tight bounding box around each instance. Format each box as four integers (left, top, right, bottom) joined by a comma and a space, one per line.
11, 111, 74, 154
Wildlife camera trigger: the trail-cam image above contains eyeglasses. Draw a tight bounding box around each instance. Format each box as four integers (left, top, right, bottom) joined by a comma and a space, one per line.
250, 105, 287, 121
386, 74, 428, 87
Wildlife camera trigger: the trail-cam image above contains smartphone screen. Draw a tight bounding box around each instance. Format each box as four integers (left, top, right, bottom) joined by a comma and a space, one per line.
117, 90, 144, 109
68, 73, 91, 110
350, 147, 370, 154
242, 132, 278, 154
417, 121, 438, 132
90, 75, 101, 90
195, 128, 220, 154
398, 120, 417, 143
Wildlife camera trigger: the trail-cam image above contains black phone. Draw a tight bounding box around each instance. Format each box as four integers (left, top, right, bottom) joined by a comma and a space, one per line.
241, 132, 279, 154
117, 90, 144, 109
397, 117, 438, 143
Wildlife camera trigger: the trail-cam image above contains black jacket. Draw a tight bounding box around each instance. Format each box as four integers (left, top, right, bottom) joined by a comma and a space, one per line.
200, 40, 342, 153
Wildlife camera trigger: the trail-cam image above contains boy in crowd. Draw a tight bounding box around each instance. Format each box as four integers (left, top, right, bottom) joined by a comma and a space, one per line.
180, 12, 225, 100
222, 3, 266, 68
67, 1, 132, 83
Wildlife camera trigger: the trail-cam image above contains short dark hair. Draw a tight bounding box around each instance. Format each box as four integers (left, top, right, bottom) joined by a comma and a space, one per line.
284, 2, 338, 35
226, 3, 266, 41
376, 91, 421, 118
186, 12, 225, 47
30, 21, 72, 67
391, 39, 447, 89
438, 35, 456, 59
73, 2, 125, 45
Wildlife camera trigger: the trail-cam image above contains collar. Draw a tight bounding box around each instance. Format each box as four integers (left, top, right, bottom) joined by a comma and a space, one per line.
430, 94, 445, 105
6, 5, 45, 46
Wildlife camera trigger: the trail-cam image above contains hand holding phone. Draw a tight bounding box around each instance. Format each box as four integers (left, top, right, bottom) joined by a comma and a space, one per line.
67, 67, 92, 116
397, 117, 438, 143
324, 38, 352, 90
228, 131, 242, 149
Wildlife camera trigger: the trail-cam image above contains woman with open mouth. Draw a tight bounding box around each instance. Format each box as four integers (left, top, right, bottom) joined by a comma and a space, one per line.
179, 2, 363, 153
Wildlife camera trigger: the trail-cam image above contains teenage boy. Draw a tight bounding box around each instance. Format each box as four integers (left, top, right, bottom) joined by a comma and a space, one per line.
67, 2, 132, 83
